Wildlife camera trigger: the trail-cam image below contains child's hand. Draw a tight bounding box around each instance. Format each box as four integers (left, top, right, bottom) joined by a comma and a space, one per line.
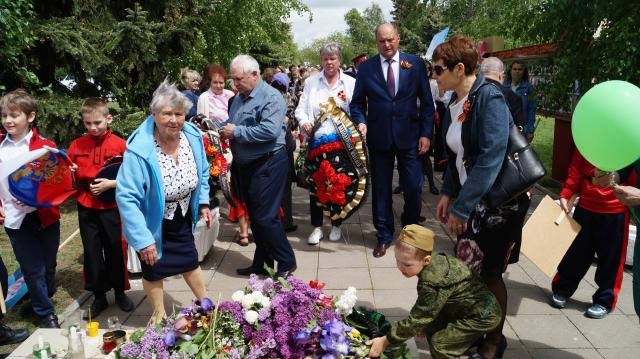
366, 336, 389, 358
69, 163, 78, 172
0, 206, 5, 225
90, 178, 115, 195
559, 197, 571, 214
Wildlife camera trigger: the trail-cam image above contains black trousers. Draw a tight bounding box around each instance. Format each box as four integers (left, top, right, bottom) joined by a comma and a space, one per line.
237, 148, 296, 272
309, 194, 342, 227
552, 206, 628, 310
77, 205, 127, 294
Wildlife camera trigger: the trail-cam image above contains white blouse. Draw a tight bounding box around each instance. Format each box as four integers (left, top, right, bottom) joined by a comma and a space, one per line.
294, 70, 356, 133
155, 132, 199, 220
446, 95, 469, 185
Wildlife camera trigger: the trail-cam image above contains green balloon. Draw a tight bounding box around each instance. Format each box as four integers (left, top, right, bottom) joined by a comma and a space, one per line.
572, 80, 640, 171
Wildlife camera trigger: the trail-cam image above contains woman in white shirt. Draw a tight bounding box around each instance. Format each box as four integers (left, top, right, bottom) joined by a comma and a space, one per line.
295, 42, 356, 245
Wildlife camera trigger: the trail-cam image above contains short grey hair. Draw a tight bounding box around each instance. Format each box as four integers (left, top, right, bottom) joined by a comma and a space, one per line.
480, 57, 504, 74
150, 79, 192, 114
320, 42, 342, 61
230, 54, 261, 76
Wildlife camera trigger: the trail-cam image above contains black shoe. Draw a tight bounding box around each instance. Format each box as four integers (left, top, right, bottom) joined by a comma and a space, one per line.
39, 314, 60, 328
115, 292, 135, 312
429, 185, 440, 195
285, 224, 298, 233
0, 322, 29, 346
236, 266, 269, 276
18, 301, 35, 318
83, 294, 108, 319
275, 264, 297, 278
392, 186, 402, 194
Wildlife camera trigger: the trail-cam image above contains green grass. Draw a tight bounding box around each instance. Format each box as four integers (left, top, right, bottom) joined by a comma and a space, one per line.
0, 201, 84, 354
531, 116, 562, 194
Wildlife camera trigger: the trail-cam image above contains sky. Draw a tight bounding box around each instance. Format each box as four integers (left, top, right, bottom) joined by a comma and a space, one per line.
289, 0, 394, 48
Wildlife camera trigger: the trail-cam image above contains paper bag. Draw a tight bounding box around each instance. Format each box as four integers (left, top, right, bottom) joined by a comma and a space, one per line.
522, 195, 582, 277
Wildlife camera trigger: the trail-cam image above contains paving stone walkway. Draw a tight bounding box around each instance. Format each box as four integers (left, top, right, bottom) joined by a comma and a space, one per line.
65, 176, 640, 358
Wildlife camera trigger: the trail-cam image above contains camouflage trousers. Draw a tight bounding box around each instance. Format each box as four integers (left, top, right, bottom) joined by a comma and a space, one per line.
425, 299, 502, 358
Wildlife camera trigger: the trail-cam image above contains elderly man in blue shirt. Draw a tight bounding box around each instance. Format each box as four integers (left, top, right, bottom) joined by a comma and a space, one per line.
219, 54, 297, 277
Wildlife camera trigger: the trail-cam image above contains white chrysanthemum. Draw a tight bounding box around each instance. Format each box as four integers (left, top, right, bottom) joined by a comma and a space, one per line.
260, 296, 271, 309
231, 290, 245, 302
335, 286, 358, 315
241, 294, 254, 309
244, 310, 259, 324
251, 291, 264, 304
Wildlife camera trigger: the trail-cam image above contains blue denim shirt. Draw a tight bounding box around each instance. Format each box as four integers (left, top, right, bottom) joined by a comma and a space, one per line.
441, 75, 512, 220
228, 80, 286, 165
503, 80, 536, 135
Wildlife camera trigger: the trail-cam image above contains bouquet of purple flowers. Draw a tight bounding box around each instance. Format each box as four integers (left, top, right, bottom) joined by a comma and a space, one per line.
118, 274, 374, 358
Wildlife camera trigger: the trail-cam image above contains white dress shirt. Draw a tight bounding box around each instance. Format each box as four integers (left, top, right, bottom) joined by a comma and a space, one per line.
380, 51, 401, 96
0, 131, 37, 229
294, 70, 356, 133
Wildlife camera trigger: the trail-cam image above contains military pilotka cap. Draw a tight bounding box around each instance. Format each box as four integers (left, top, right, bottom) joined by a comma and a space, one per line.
398, 224, 435, 252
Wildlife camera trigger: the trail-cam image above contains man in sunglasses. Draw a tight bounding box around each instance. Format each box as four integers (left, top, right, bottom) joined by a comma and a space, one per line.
350, 22, 434, 258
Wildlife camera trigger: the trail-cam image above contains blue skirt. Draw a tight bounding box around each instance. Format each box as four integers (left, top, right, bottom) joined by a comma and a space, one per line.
140, 209, 199, 281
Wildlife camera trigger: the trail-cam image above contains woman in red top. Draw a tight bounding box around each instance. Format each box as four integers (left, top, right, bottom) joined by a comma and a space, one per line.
551, 150, 631, 319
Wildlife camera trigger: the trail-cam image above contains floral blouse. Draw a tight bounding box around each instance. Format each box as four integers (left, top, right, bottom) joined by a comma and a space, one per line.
155, 132, 199, 220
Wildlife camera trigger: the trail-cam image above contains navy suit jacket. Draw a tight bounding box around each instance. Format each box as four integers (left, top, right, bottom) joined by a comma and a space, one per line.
350, 52, 434, 151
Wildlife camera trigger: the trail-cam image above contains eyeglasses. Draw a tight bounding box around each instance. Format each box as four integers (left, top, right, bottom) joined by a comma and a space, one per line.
433, 65, 446, 76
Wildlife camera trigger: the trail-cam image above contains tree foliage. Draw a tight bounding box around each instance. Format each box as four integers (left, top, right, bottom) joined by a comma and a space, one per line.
0, 0, 308, 146
392, 0, 640, 111
298, 32, 357, 66
344, 3, 385, 56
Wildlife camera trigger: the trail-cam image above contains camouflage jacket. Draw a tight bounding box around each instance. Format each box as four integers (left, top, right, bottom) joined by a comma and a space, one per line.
387, 254, 499, 344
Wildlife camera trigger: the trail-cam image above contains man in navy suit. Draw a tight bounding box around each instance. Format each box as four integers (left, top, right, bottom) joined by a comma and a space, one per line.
350, 23, 434, 258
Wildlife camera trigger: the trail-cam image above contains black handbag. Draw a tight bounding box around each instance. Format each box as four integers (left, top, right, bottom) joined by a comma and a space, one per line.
462, 82, 546, 208
483, 124, 546, 208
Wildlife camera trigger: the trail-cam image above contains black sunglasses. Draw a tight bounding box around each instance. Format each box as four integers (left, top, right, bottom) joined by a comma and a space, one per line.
433, 65, 446, 76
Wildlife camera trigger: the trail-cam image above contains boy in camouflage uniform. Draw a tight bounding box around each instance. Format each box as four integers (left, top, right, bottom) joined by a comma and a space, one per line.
367, 225, 501, 359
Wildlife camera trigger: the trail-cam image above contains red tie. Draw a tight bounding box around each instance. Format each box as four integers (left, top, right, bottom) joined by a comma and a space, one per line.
386, 59, 395, 97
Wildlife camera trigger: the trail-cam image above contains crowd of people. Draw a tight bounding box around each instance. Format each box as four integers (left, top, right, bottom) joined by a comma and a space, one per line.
1, 20, 633, 359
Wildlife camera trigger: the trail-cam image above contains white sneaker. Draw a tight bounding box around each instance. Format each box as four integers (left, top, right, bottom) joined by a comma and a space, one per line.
307, 227, 323, 245
329, 226, 342, 241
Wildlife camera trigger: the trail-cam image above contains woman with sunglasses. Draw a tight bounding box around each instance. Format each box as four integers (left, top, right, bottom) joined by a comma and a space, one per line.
433, 35, 518, 359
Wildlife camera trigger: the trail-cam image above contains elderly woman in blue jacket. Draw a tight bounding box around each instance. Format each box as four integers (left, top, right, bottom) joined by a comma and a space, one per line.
433, 35, 518, 359
116, 80, 213, 322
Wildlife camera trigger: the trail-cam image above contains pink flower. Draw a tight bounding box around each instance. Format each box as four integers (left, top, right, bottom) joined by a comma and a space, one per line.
455, 238, 484, 273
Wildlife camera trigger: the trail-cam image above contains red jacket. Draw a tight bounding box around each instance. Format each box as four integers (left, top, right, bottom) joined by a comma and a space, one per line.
0, 128, 60, 228
67, 131, 126, 209
560, 151, 627, 214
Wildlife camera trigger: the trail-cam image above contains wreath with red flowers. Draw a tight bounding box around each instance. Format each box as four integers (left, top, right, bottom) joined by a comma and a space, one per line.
202, 135, 228, 179
311, 160, 352, 206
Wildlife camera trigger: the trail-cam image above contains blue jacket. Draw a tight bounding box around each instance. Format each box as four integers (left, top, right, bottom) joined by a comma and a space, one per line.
441, 75, 512, 220
182, 90, 199, 119
116, 115, 210, 258
350, 52, 434, 150
503, 80, 536, 135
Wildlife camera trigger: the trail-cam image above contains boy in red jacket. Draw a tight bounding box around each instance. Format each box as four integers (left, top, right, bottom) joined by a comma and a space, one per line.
68, 98, 133, 318
550, 150, 631, 319
0, 89, 61, 328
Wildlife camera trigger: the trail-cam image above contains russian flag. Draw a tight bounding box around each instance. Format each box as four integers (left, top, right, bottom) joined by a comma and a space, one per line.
0, 146, 76, 208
